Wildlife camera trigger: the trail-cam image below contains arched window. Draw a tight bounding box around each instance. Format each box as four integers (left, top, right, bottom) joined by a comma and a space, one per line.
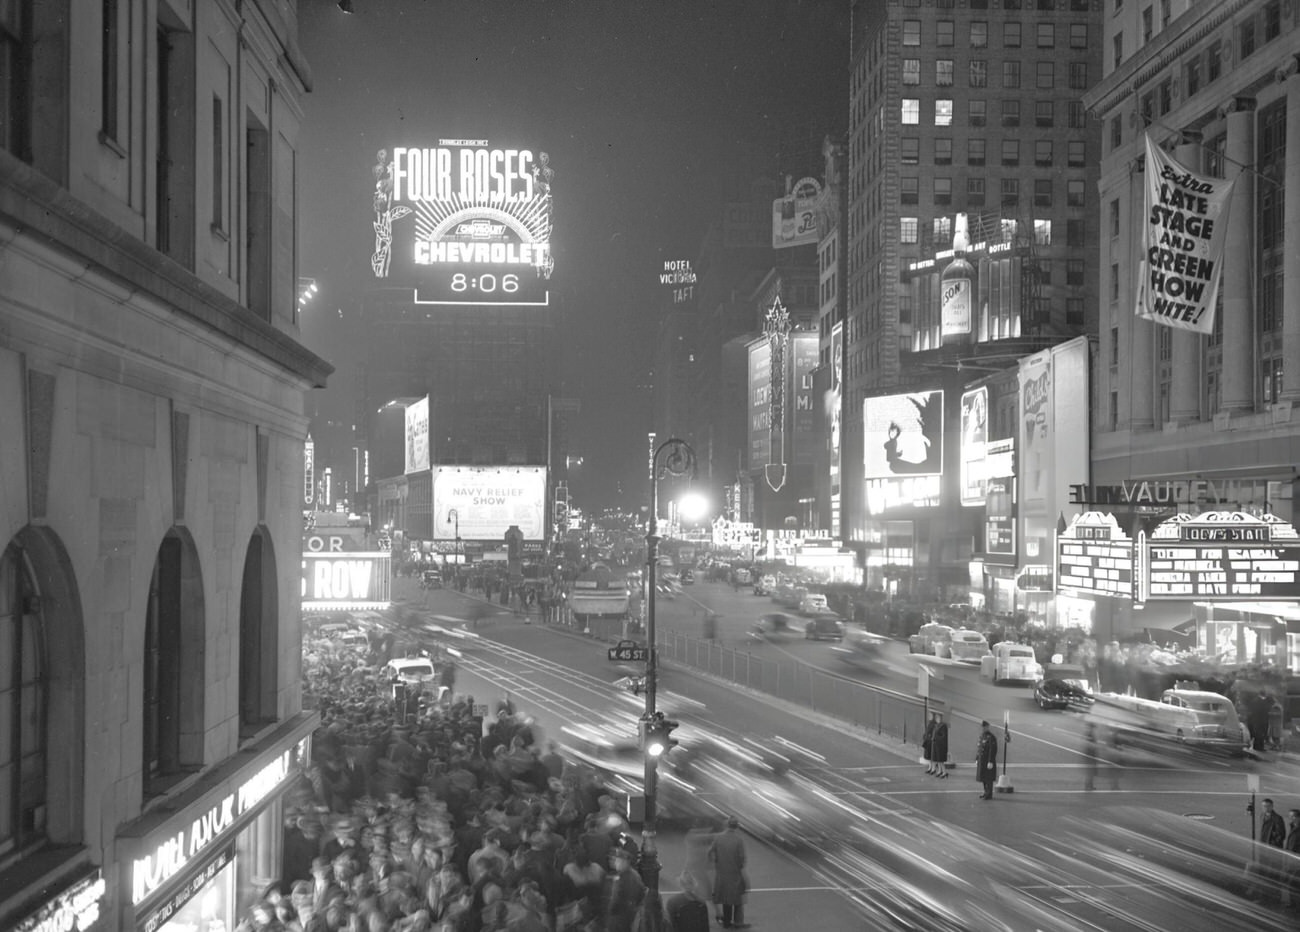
0, 542, 46, 862
238, 527, 279, 735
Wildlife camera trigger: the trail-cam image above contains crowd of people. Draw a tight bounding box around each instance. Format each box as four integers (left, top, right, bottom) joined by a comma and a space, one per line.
240, 637, 743, 931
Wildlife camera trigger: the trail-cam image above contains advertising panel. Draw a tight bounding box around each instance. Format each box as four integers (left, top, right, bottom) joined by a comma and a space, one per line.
404, 396, 430, 475
985, 476, 1016, 556
659, 259, 697, 305
1137, 133, 1235, 334
1137, 512, 1300, 602
302, 552, 393, 609
829, 321, 843, 497
431, 466, 547, 541
1057, 511, 1134, 598
371, 140, 553, 306
792, 332, 819, 465
771, 177, 823, 249
748, 340, 772, 468
960, 387, 988, 505
863, 390, 944, 478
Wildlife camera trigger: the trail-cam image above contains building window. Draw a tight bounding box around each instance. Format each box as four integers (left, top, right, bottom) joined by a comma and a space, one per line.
971, 21, 988, 47
968, 177, 986, 206
1067, 219, 1084, 247
1207, 41, 1222, 82
935, 137, 953, 165
1262, 356, 1284, 403
1158, 78, 1172, 115
1068, 140, 1086, 167
969, 100, 987, 126
903, 20, 921, 45
1001, 139, 1019, 165
970, 60, 988, 87
1113, 33, 1123, 69
1205, 133, 1226, 177
1109, 198, 1120, 236
937, 60, 954, 86
1067, 298, 1085, 326
101, 0, 122, 143
902, 99, 919, 124
1067, 101, 1086, 129
1110, 264, 1120, 302
1265, 1, 1281, 41
1, 0, 28, 158
1036, 101, 1054, 127
1110, 115, 1122, 150
902, 137, 919, 164
1161, 0, 1171, 27
1067, 259, 1085, 284
1142, 7, 1153, 42
212, 94, 225, 231
1034, 179, 1053, 206
1069, 62, 1089, 90
1037, 61, 1055, 90
934, 215, 952, 242
1002, 99, 1020, 127
1004, 22, 1021, 47
1158, 326, 1172, 360
1070, 23, 1088, 48
1003, 61, 1021, 88
1037, 23, 1055, 47
901, 217, 919, 244
1001, 178, 1019, 206
902, 59, 920, 85
1141, 91, 1155, 126
1110, 326, 1120, 364
1066, 179, 1084, 206
1035, 140, 1053, 166
1240, 18, 1256, 59
968, 138, 986, 165
934, 177, 952, 206
0, 543, 47, 863
937, 20, 954, 45
1260, 265, 1282, 332
1186, 58, 1202, 96
1110, 391, 1119, 427
935, 99, 953, 126
901, 176, 919, 205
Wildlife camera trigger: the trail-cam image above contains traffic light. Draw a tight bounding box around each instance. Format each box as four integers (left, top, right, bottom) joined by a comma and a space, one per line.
640, 712, 679, 758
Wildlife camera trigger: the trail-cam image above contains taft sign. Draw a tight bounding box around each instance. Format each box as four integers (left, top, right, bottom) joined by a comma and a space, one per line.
1137, 512, 1300, 602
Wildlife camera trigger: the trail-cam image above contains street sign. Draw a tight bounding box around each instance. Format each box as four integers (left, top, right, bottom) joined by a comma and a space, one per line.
608, 640, 649, 663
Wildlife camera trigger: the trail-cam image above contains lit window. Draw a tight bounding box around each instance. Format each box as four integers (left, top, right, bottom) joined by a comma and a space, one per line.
903, 59, 920, 85
970, 60, 987, 87
934, 215, 952, 241
902, 99, 920, 124
903, 20, 921, 45
935, 99, 953, 126
901, 217, 919, 243
1034, 220, 1051, 245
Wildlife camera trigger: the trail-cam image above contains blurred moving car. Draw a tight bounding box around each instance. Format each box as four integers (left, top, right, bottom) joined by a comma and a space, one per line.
804, 614, 845, 641
680, 568, 695, 584
947, 628, 990, 663
908, 623, 954, 657
316, 623, 370, 652
1091, 687, 1246, 751
798, 592, 830, 615
1034, 664, 1095, 710
831, 627, 891, 667
749, 612, 797, 642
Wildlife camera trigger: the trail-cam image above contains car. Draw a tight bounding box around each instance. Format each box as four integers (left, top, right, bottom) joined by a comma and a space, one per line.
753, 574, 776, 597
680, 568, 695, 585
734, 568, 752, 585
383, 656, 450, 702
315, 623, 370, 651
420, 570, 443, 589
1034, 674, 1095, 711
804, 614, 845, 641
749, 612, 797, 642
831, 627, 891, 667
908, 623, 954, 657
798, 592, 830, 616
947, 628, 990, 663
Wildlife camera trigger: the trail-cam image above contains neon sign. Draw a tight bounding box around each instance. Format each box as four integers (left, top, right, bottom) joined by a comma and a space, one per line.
14, 870, 106, 932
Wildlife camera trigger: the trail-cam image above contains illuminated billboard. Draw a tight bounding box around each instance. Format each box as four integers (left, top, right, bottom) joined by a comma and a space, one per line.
771, 177, 822, 249
302, 552, 392, 610
1137, 512, 1300, 602
863, 390, 944, 479
1058, 511, 1134, 598
371, 141, 553, 307
405, 396, 430, 475
748, 340, 772, 468
431, 466, 547, 541
959, 387, 988, 505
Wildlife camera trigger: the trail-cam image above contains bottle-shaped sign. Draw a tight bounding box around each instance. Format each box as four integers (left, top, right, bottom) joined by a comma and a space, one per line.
941, 212, 975, 343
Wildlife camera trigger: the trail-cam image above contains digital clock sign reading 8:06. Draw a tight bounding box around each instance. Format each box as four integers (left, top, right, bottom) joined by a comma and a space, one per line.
370, 140, 554, 307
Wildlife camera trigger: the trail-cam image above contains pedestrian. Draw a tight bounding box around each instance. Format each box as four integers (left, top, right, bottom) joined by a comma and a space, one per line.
922, 712, 937, 775
1284, 809, 1300, 907
931, 714, 950, 778
1262, 798, 1287, 847
1248, 689, 1273, 753
666, 871, 711, 932
682, 817, 716, 906
604, 844, 646, 932
975, 720, 998, 800
709, 815, 749, 929
1081, 720, 1117, 791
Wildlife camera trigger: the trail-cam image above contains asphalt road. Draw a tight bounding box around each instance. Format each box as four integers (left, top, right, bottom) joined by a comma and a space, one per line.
384, 574, 1300, 929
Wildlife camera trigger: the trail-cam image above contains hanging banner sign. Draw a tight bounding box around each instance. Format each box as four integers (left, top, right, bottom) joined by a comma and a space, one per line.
1137, 133, 1235, 334
1136, 511, 1300, 602
771, 177, 823, 249
1057, 511, 1134, 598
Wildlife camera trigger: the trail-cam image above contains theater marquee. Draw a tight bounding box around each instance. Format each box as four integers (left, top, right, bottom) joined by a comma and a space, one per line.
370, 140, 554, 307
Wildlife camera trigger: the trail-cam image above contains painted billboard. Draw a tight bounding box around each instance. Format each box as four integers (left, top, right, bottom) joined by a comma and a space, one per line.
771, 177, 822, 249
792, 331, 819, 465
371, 140, 554, 307
863, 390, 944, 479
431, 466, 547, 541
959, 387, 988, 505
405, 396, 430, 475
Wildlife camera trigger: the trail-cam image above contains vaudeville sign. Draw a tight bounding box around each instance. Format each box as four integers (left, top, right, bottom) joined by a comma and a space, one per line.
1136, 511, 1300, 603
1136, 133, 1236, 334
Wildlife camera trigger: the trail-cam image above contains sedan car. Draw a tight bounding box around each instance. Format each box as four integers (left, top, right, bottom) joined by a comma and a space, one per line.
804, 614, 845, 641
749, 612, 797, 642
798, 592, 830, 615
1034, 674, 1095, 710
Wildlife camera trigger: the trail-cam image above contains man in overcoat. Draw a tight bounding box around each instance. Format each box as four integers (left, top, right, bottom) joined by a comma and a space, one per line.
975, 720, 998, 800
709, 816, 749, 928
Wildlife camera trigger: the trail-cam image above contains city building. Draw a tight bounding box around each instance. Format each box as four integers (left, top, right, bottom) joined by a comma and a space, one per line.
1084, 0, 1300, 661
0, 3, 330, 931
843, 0, 1103, 600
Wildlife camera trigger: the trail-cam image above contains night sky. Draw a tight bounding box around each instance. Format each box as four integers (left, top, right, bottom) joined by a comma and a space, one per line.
297, 0, 849, 510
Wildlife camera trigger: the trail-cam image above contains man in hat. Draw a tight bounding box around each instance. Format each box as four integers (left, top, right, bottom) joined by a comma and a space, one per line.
976, 720, 999, 800
605, 843, 646, 932
709, 816, 749, 929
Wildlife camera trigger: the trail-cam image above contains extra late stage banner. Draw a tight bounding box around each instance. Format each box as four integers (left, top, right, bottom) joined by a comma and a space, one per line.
1137, 133, 1235, 334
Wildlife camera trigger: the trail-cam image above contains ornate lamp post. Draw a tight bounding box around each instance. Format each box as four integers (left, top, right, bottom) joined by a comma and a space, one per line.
639, 437, 696, 929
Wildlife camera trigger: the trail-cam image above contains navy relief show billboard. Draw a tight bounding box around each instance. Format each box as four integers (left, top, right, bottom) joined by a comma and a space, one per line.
370, 140, 554, 306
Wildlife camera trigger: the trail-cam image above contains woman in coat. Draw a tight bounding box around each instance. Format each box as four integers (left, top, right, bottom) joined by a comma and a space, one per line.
931, 714, 950, 778
922, 713, 937, 775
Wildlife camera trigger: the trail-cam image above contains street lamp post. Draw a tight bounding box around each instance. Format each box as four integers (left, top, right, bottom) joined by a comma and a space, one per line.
640, 437, 696, 930
447, 508, 460, 571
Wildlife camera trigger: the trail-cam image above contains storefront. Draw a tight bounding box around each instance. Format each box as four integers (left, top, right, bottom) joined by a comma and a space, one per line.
12, 867, 109, 932
117, 714, 316, 932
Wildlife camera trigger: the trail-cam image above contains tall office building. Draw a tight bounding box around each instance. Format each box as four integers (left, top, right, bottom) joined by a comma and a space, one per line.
0, 3, 330, 929
842, 0, 1102, 596
1084, 0, 1300, 653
